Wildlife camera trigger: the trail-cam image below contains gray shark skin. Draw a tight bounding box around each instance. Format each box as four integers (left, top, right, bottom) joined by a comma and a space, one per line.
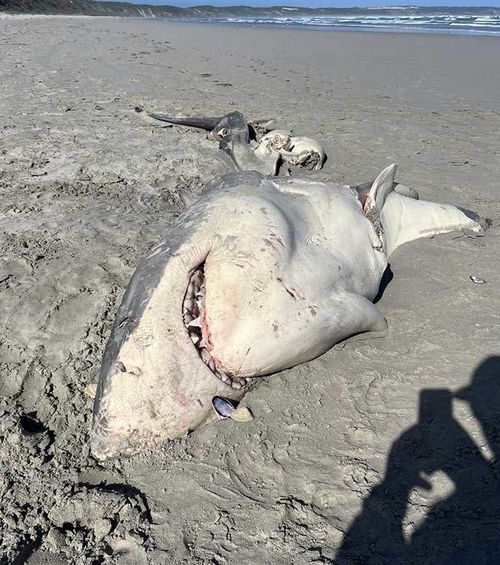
91, 166, 484, 459
141, 110, 282, 174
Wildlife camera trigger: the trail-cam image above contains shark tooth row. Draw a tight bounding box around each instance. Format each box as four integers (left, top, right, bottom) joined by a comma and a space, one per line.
183, 264, 252, 390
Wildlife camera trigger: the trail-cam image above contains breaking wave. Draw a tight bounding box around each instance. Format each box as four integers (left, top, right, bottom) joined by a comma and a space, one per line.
182, 11, 500, 36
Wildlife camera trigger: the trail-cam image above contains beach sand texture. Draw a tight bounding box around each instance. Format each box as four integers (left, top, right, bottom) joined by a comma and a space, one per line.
1, 17, 500, 564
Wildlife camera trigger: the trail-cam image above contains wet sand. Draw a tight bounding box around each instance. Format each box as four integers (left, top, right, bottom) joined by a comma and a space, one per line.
1, 16, 500, 564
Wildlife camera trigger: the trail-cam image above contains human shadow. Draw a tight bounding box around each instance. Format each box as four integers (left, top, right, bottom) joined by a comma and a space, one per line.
335, 356, 500, 565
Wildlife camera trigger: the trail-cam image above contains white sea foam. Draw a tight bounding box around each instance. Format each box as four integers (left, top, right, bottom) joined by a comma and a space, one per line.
193, 11, 500, 36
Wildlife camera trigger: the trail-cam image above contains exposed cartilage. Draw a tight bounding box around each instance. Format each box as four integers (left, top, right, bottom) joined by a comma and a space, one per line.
182, 264, 252, 390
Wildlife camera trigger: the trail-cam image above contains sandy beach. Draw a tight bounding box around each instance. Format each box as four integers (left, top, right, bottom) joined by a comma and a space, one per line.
1, 16, 500, 564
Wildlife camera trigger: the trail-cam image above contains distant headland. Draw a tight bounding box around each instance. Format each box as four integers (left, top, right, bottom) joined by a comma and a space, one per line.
1, 1, 499, 18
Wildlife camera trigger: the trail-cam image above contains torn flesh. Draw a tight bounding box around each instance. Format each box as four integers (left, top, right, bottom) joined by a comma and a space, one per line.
254, 130, 326, 171
280, 136, 325, 170
182, 264, 253, 391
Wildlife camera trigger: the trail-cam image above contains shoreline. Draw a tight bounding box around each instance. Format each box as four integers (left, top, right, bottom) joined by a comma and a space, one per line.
2, 12, 500, 37
169, 18, 500, 38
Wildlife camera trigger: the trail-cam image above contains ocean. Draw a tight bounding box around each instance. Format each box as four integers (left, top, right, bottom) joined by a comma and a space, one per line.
180, 9, 500, 36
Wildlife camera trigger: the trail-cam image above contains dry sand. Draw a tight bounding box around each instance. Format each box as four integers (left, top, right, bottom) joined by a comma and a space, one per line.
1, 16, 500, 564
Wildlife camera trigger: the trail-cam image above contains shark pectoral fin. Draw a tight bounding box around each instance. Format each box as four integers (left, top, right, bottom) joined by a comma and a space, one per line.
333, 328, 388, 350
355, 294, 388, 332
364, 163, 397, 214
333, 296, 388, 350
331, 293, 388, 351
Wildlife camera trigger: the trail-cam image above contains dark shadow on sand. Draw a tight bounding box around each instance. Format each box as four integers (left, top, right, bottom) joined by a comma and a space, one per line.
335, 356, 500, 565
373, 265, 394, 304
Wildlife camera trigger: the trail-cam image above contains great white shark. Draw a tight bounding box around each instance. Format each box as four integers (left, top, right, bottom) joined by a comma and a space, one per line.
90, 164, 485, 459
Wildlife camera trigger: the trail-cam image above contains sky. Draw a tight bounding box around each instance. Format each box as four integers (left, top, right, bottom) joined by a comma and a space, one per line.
101, 0, 500, 7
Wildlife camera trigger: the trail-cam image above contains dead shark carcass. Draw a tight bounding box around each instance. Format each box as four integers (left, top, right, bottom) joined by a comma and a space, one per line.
90, 164, 485, 459
136, 108, 326, 174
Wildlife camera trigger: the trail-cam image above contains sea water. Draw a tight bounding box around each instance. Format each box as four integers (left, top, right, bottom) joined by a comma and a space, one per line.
180, 9, 500, 36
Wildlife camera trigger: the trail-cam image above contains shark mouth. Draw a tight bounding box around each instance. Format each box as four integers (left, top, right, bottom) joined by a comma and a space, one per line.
182, 263, 252, 390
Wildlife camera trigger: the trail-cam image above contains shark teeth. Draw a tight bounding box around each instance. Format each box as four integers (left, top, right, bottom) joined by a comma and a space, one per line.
182, 263, 253, 391
187, 317, 202, 328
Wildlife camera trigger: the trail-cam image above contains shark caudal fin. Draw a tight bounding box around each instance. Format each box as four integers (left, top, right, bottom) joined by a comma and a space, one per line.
380, 192, 486, 256
359, 164, 485, 256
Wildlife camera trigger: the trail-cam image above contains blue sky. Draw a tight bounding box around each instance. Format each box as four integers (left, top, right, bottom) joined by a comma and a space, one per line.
102, 1, 500, 7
